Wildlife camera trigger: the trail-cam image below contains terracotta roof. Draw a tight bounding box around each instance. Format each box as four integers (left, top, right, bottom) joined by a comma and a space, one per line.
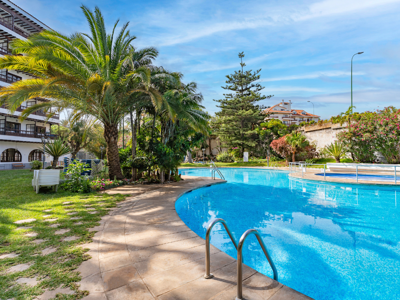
263, 103, 319, 118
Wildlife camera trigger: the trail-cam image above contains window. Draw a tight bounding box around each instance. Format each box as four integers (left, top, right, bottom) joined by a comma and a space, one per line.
5, 122, 20, 132
1, 148, 22, 162
28, 149, 43, 162
0, 119, 4, 130
26, 124, 35, 133
36, 126, 46, 134
26, 100, 36, 107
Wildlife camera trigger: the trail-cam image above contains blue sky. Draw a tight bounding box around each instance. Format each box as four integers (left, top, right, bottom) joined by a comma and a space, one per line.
13, 0, 400, 119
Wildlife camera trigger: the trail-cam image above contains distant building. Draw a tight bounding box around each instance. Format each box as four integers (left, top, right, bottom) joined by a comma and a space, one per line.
0, 0, 61, 169
263, 100, 320, 125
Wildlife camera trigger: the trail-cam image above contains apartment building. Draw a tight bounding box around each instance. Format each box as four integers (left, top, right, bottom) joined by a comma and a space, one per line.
0, 0, 60, 169
263, 100, 320, 125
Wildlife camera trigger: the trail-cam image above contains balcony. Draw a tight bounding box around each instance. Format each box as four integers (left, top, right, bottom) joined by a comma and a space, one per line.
0, 16, 30, 38
0, 128, 58, 139
1, 103, 60, 120
0, 47, 12, 55
0, 71, 21, 84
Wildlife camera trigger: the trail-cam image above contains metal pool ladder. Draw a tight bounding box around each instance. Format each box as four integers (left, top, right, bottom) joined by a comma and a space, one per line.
204, 218, 278, 300
210, 160, 225, 180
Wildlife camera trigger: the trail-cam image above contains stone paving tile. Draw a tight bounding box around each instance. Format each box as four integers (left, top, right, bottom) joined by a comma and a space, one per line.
67, 212, 77, 215
75, 222, 84, 225
0, 253, 19, 259
42, 247, 57, 255
87, 208, 95, 210
7, 263, 31, 273
88, 211, 98, 214
76, 258, 100, 279
79, 273, 105, 293
102, 265, 140, 291
62, 236, 78, 242
81, 292, 107, 300
70, 217, 82, 220
33, 239, 46, 244
16, 226, 33, 230
43, 209, 52, 212
99, 252, 131, 273
49, 223, 60, 228
42, 215, 52, 218
62, 201, 72, 205
15, 277, 39, 287
105, 279, 155, 300
24, 232, 38, 237
37, 287, 75, 300
55, 229, 70, 235
44, 218, 58, 222
14, 218, 36, 224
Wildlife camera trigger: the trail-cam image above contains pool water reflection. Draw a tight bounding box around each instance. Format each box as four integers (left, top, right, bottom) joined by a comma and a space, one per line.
176, 168, 400, 300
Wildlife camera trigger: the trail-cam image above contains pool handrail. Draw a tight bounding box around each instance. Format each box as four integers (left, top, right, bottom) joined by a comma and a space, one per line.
210, 160, 225, 180
204, 218, 237, 279
236, 229, 278, 300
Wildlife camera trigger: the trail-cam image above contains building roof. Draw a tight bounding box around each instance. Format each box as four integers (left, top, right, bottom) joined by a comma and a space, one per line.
263, 103, 320, 118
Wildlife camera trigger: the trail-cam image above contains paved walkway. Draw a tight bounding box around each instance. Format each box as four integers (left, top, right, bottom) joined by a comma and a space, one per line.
76, 176, 312, 300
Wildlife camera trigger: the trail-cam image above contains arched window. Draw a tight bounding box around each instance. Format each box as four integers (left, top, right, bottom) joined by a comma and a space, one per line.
28, 149, 43, 162
1, 148, 22, 162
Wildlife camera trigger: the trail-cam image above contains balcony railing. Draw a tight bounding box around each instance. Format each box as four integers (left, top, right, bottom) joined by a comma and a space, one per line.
0, 129, 58, 139
0, 16, 30, 38
0, 47, 12, 55
1, 104, 60, 120
0, 71, 21, 83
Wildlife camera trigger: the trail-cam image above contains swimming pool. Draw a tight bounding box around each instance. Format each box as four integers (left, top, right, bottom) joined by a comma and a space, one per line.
177, 168, 400, 300
316, 172, 400, 182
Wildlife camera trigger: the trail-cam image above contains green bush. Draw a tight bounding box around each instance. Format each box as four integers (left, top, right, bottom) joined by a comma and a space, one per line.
61, 161, 91, 193
216, 151, 235, 163
30, 160, 42, 170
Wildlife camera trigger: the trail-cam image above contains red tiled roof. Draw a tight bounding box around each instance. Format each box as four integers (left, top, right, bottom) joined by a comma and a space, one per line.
263, 104, 319, 118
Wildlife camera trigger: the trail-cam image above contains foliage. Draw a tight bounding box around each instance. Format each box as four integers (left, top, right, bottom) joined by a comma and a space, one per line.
216, 151, 235, 163
61, 161, 91, 193
296, 144, 318, 161
43, 139, 71, 168
0, 6, 164, 180
323, 141, 346, 163
286, 132, 309, 162
270, 136, 292, 162
85, 123, 107, 158
30, 160, 42, 170
60, 116, 95, 158
256, 119, 288, 157
213, 52, 272, 157
89, 178, 128, 191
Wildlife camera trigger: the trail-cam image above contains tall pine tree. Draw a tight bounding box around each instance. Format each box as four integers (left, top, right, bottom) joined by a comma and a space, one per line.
214, 52, 272, 157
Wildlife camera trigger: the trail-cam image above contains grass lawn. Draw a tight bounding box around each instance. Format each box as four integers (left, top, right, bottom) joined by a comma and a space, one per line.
0, 170, 125, 300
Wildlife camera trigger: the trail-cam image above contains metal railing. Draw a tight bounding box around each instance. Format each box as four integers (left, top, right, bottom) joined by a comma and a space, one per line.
289, 162, 326, 180
210, 160, 225, 180
236, 229, 278, 300
204, 218, 278, 300
204, 218, 237, 279
0, 129, 58, 139
289, 162, 400, 183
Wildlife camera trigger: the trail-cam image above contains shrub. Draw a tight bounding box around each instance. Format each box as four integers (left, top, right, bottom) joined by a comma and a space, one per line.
30, 160, 42, 170
270, 136, 291, 163
61, 161, 91, 193
89, 178, 128, 191
216, 151, 235, 163
323, 141, 346, 163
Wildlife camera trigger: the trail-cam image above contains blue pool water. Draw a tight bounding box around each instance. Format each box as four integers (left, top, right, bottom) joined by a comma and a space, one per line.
316, 172, 400, 182
176, 168, 400, 300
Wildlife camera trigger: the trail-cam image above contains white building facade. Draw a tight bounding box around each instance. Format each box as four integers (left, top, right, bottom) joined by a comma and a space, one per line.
0, 0, 60, 169
263, 100, 320, 125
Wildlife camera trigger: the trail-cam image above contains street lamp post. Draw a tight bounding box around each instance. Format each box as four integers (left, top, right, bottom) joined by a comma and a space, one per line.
202, 148, 206, 162
41, 136, 49, 169
307, 101, 314, 115
351, 52, 364, 113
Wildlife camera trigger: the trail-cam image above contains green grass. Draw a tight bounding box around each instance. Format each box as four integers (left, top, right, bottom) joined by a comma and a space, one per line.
0, 170, 125, 300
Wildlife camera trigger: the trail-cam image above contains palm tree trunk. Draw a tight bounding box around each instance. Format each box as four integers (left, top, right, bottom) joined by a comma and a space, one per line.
130, 109, 137, 180
148, 113, 156, 177
52, 157, 59, 168
104, 123, 124, 180
292, 151, 296, 162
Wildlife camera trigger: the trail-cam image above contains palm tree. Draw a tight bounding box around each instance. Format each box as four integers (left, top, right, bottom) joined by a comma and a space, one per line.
43, 139, 71, 168
286, 132, 309, 162
323, 141, 346, 163
0, 6, 163, 179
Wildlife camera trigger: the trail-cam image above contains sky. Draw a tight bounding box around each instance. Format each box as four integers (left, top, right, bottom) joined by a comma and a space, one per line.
12, 0, 400, 119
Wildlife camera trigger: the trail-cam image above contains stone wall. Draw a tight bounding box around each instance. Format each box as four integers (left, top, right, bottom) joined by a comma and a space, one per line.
299, 122, 348, 150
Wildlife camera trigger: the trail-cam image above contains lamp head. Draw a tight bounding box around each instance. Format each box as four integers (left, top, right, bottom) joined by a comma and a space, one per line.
357, 52, 364, 55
